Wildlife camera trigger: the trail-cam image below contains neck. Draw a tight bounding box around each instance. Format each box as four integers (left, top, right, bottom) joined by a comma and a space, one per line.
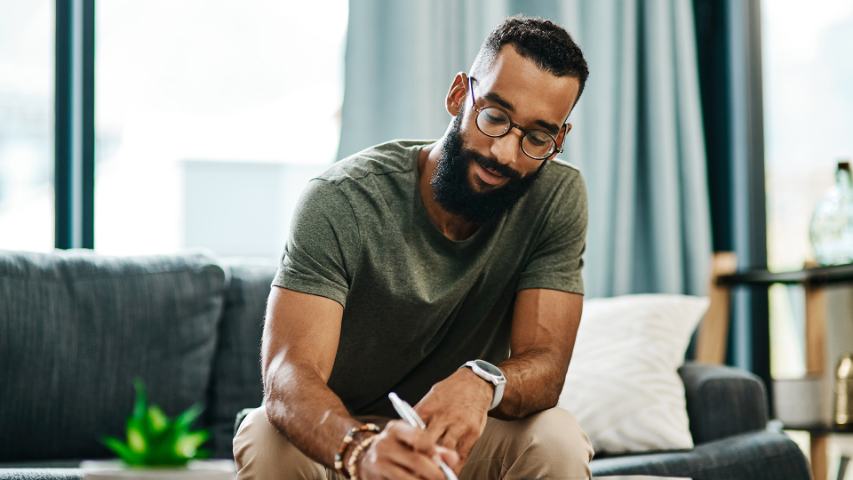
418, 143, 480, 241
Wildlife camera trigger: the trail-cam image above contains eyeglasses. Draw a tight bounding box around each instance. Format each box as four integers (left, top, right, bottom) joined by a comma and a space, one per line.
467, 76, 564, 161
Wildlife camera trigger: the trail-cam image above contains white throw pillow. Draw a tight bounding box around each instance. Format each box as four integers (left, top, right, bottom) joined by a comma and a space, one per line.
558, 294, 709, 454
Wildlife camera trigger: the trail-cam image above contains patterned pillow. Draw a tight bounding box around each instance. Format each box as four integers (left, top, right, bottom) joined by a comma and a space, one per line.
559, 294, 708, 454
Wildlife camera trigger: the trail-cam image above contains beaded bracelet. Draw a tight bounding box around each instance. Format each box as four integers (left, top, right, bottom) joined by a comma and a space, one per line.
345, 434, 378, 480
334, 423, 380, 478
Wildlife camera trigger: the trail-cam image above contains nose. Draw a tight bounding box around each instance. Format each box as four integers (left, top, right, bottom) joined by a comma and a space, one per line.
489, 126, 524, 167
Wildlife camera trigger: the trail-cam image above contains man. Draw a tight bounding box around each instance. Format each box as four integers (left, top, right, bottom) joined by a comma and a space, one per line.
234, 15, 592, 479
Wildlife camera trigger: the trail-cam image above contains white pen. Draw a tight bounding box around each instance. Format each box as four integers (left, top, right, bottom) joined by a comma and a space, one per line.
388, 392, 459, 480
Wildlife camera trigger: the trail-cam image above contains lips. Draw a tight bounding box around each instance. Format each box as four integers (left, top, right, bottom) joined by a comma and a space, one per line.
473, 162, 508, 186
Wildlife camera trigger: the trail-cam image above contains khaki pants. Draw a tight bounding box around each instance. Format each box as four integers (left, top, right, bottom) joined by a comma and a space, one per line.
233, 406, 594, 480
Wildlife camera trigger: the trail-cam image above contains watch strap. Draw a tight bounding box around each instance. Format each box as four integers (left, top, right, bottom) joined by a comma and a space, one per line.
462, 360, 506, 410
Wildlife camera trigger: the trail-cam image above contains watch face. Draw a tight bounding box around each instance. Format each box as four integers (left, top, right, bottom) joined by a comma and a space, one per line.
474, 360, 502, 377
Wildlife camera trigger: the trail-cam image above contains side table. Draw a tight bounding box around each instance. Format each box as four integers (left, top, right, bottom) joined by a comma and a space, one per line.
694, 253, 853, 480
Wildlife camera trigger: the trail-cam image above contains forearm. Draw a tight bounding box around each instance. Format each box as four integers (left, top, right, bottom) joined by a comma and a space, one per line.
263, 356, 360, 467
493, 348, 568, 419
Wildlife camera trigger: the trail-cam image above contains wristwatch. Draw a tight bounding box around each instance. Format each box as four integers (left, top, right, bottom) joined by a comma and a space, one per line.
462, 359, 507, 410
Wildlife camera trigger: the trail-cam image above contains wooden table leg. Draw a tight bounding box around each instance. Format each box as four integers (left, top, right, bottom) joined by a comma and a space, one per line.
805, 285, 827, 376
696, 252, 738, 364
811, 432, 828, 480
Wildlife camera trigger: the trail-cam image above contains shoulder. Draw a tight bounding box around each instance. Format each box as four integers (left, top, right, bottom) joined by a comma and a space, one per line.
316, 139, 432, 185
542, 158, 584, 186
524, 158, 587, 209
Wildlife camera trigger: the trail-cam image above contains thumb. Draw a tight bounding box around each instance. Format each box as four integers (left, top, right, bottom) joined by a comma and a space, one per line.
435, 445, 461, 470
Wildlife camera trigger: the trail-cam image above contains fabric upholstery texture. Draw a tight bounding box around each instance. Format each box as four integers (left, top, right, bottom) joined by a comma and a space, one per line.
590, 429, 810, 480
205, 259, 274, 458
0, 250, 225, 460
678, 362, 769, 444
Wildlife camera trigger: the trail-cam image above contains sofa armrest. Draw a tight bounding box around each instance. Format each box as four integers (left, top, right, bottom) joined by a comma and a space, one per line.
678, 362, 769, 444
590, 429, 810, 480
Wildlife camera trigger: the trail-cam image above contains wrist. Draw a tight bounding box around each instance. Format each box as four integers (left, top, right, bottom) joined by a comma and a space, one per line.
458, 366, 495, 408
345, 432, 377, 480
334, 423, 380, 478
461, 359, 507, 410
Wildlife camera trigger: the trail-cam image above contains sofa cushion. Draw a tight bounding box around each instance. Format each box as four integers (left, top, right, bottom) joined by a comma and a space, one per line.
206, 259, 274, 458
0, 250, 226, 461
559, 294, 708, 454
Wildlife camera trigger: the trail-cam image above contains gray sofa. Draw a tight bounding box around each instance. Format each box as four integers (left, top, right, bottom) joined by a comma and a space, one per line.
0, 250, 810, 479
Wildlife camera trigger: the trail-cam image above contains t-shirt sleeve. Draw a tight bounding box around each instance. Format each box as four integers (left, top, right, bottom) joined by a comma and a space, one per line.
272, 179, 361, 307
517, 170, 588, 295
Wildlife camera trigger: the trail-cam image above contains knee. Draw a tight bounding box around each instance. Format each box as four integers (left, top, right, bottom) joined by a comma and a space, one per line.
510, 407, 594, 476
233, 406, 323, 480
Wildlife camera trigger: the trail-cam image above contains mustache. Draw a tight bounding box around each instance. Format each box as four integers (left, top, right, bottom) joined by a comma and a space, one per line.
463, 149, 522, 180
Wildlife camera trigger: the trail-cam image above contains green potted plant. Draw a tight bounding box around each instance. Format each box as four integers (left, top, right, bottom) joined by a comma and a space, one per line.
81, 380, 233, 479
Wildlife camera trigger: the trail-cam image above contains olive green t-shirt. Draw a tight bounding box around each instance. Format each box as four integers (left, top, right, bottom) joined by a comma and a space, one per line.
273, 139, 588, 417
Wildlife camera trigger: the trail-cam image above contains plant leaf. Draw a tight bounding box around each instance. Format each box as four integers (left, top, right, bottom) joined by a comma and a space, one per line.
131, 378, 148, 425
173, 430, 209, 459
194, 448, 211, 460
126, 418, 147, 454
103, 436, 143, 466
172, 404, 204, 433
147, 440, 189, 467
146, 405, 169, 435
111, 380, 210, 467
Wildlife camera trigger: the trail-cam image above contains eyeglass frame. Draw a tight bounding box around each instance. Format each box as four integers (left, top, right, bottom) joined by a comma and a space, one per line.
466, 75, 567, 161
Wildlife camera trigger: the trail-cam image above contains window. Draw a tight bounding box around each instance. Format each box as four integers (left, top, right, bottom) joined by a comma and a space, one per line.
0, 1, 54, 251
95, 0, 348, 257
762, 0, 853, 376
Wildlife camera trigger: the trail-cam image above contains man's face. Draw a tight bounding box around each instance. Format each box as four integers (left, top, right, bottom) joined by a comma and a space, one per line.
431, 46, 581, 224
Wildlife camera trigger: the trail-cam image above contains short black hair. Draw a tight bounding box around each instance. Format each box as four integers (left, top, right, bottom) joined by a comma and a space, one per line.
472, 15, 589, 105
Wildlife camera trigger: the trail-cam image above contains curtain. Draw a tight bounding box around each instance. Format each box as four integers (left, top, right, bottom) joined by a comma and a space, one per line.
694, 0, 769, 377
338, 0, 712, 298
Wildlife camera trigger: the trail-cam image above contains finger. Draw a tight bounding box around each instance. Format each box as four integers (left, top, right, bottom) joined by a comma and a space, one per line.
386, 420, 437, 456
388, 452, 445, 480
425, 420, 450, 446
456, 431, 481, 463
382, 436, 445, 480
435, 446, 461, 470
413, 403, 431, 423
378, 461, 432, 480
437, 422, 467, 451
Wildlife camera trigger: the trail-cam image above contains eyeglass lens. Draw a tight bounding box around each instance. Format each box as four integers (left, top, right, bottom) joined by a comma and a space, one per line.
474, 107, 555, 159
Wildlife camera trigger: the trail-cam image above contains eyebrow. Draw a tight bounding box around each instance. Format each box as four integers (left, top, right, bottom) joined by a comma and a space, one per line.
482, 91, 561, 136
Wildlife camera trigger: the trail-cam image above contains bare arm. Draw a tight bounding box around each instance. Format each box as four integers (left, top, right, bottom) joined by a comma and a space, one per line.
493, 287, 583, 419
492, 289, 583, 418
261, 286, 359, 466
263, 287, 456, 479
413, 287, 582, 465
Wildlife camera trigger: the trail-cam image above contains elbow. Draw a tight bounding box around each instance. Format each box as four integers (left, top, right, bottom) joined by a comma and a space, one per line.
531, 388, 562, 416
501, 380, 563, 420
546, 377, 564, 408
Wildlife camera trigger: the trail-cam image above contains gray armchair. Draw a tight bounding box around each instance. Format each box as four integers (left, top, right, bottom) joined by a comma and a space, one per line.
590, 363, 810, 479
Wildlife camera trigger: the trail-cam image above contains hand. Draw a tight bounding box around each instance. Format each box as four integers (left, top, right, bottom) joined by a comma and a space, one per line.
414, 368, 494, 468
356, 420, 460, 480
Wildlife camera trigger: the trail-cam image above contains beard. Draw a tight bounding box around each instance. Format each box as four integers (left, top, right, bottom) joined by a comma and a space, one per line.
430, 114, 545, 224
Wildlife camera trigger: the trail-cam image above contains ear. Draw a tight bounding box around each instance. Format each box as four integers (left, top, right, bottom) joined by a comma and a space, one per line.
445, 72, 469, 116
555, 123, 572, 153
